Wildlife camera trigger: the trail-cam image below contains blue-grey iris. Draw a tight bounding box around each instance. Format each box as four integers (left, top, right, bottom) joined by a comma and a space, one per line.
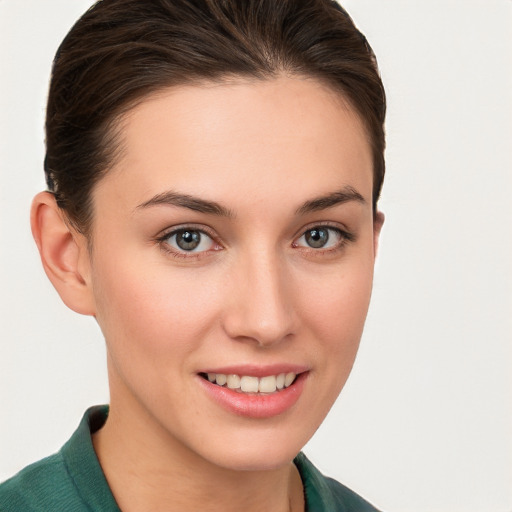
176, 230, 201, 251
305, 228, 329, 248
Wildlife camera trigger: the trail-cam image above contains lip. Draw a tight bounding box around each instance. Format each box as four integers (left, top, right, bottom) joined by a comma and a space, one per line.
199, 364, 309, 378
197, 367, 309, 419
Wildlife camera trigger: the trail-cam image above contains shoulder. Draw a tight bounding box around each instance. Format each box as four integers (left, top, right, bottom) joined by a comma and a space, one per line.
0, 452, 85, 511
0, 406, 114, 512
294, 452, 382, 512
321, 475, 382, 512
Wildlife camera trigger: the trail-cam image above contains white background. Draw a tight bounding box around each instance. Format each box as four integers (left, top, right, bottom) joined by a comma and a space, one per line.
0, 1, 511, 511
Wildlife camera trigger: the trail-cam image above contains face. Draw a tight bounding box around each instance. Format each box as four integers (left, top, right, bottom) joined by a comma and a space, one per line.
85, 76, 380, 472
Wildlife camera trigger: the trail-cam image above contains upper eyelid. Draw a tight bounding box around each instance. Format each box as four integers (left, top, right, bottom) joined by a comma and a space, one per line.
157, 223, 217, 241
156, 221, 352, 245
293, 221, 351, 239
156, 226, 220, 258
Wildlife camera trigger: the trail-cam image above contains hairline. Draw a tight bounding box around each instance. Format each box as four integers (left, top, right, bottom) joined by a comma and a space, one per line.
75, 72, 377, 249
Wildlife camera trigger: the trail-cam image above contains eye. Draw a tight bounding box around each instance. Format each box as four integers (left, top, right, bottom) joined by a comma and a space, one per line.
163, 228, 217, 254
294, 226, 348, 250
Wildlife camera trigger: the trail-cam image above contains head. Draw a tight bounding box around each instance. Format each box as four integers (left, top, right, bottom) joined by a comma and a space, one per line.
44, 0, 385, 236
33, 0, 386, 472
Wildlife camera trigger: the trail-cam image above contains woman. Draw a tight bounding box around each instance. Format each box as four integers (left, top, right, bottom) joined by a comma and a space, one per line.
0, 0, 385, 510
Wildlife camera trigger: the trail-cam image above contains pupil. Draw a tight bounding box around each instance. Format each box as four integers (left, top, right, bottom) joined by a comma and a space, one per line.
176, 230, 201, 251
306, 228, 328, 248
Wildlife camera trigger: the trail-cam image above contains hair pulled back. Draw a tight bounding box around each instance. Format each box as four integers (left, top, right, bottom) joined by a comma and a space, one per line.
45, 0, 386, 234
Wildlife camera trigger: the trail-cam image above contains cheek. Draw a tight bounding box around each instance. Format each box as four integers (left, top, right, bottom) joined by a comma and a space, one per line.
299, 259, 374, 344
281, 252, 375, 437
295, 250, 375, 391
91, 254, 222, 360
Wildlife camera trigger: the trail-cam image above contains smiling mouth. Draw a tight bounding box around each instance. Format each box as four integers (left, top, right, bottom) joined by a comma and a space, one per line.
199, 372, 298, 394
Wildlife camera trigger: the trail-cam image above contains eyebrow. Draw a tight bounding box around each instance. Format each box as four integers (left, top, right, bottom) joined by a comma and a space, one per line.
136, 185, 366, 218
136, 191, 235, 218
295, 186, 366, 215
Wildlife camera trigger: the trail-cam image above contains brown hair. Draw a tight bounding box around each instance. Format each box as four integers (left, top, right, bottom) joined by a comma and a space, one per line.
45, 0, 386, 234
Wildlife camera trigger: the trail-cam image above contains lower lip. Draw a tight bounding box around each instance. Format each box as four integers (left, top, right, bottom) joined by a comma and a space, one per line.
198, 372, 308, 419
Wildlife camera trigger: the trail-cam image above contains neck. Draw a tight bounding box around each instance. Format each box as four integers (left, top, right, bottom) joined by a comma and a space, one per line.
93, 397, 304, 512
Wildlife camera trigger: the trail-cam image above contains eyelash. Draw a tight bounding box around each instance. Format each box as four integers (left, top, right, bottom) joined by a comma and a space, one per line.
292, 223, 355, 256
155, 223, 355, 260
155, 224, 221, 260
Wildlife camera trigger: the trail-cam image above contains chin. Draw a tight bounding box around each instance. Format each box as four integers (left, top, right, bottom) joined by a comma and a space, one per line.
192, 419, 316, 473
212, 446, 300, 473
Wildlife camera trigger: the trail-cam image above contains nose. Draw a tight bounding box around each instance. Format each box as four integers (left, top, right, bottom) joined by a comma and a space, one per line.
221, 250, 297, 347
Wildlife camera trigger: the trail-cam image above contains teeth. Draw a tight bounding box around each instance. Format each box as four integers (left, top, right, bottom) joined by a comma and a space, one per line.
259, 375, 277, 393
226, 374, 241, 389
240, 376, 259, 392
285, 372, 296, 387
205, 372, 297, 393
215, 374, 227, 386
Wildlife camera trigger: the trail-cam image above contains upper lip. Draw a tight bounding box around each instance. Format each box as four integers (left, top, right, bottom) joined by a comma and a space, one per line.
198, 364, 310, 378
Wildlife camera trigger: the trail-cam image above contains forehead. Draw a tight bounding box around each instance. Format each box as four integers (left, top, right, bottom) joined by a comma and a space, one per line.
95, 76, 373, 214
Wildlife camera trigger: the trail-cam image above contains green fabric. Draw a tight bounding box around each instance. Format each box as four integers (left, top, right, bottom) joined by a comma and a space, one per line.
0, 406, 381, 511
0, 406, 120, 512
294, 453, 381, 511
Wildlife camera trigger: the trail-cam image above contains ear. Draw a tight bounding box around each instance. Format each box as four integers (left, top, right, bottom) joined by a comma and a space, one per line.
373, 210, 385, 258
31, 191, 96, 316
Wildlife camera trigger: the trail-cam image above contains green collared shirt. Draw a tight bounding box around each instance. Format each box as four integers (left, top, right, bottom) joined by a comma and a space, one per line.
0, 406, 380, 511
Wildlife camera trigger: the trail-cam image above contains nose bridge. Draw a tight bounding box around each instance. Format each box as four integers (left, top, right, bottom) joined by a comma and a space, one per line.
223, 245, 295, 346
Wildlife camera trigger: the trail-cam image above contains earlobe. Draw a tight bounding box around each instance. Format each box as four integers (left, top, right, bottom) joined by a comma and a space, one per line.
373, 210, 385, 257
31, 191, 96, 316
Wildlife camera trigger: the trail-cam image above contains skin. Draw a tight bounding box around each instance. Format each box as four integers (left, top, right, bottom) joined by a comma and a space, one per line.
32, 76, 383, 512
